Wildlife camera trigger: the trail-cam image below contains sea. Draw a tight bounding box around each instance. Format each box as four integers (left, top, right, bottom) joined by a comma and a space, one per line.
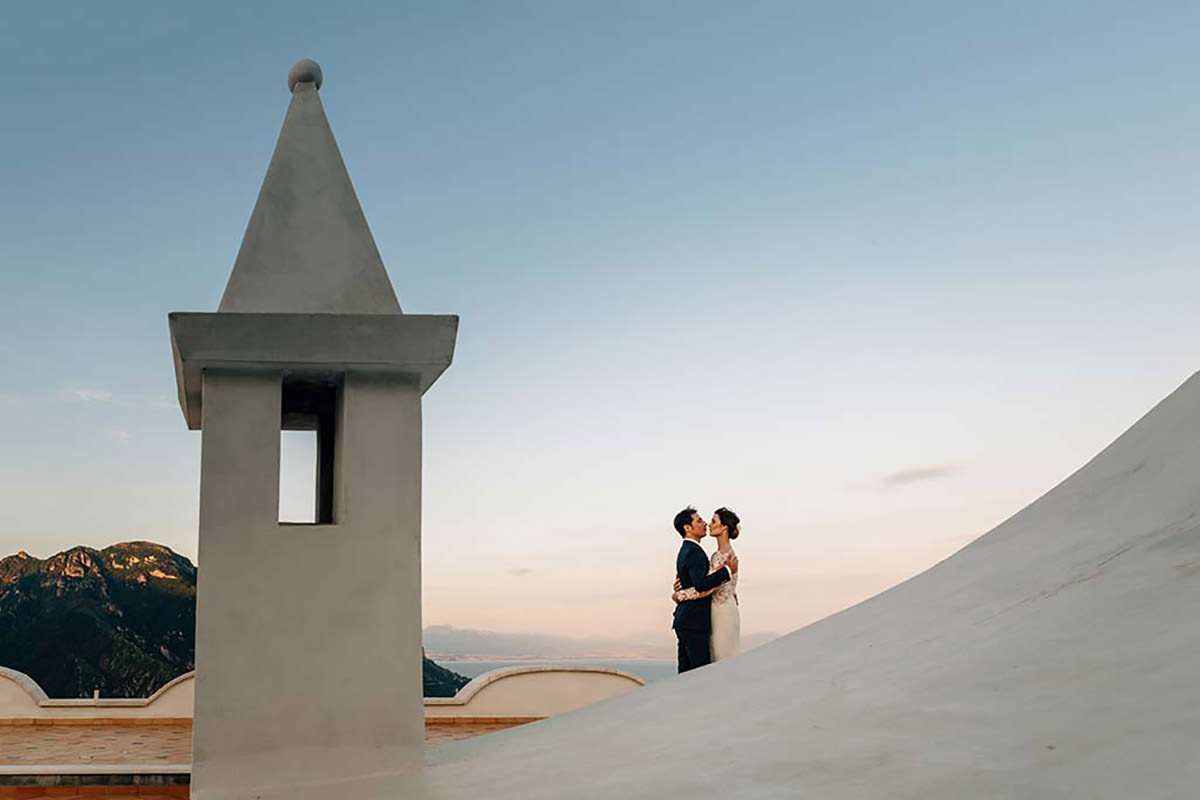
438, 658, 677, 684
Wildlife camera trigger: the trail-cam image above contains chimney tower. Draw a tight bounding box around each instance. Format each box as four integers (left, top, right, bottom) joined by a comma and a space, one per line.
169, 59, 456, 800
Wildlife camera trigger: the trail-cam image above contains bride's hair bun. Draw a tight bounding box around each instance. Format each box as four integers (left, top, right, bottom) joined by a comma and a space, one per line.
715, 507, 741, 540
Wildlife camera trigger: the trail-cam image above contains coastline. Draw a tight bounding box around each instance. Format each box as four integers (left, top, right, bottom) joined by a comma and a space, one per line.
433, 657, 677, 684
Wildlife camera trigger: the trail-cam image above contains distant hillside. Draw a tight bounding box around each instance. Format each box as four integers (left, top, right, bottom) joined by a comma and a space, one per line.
0, 542, 469, 698
424, 624, 781, 660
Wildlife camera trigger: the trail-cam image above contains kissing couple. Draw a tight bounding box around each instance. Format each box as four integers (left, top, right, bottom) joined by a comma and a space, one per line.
670, 506, 742, 674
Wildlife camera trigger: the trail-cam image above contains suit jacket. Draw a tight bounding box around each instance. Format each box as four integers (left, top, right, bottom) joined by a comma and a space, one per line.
672, 540, 731, 633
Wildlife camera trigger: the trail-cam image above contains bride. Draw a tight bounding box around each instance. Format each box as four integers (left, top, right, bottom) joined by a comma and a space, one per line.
673, 507, 741, 662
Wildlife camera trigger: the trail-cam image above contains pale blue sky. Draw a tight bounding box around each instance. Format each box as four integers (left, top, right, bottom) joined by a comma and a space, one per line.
2, 1, 1199, 639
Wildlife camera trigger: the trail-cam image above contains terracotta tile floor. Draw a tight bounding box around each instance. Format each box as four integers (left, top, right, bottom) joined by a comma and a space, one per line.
0, 721, 525, 768
424, 722, 523, 746
0, 790, 187, 798
0, 725, 191, 767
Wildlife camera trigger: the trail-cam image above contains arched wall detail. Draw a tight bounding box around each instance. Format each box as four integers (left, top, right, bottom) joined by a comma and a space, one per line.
0, 665, 646, 723
0, 666, 48, 716
425, 666, 646, 720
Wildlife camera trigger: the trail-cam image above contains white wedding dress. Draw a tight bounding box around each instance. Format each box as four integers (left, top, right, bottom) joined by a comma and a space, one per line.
678, 547, 740, 661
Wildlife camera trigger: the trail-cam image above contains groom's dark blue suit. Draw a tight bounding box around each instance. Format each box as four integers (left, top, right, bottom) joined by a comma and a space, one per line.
673, 539, 732, 673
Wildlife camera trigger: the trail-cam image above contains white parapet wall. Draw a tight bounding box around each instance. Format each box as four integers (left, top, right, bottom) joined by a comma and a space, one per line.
0, 666, 195, 721
425, 666, 646, 721
0, 664, 644, 724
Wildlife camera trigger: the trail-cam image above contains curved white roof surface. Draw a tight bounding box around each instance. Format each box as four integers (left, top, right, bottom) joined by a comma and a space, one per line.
426, 372, 1200, 798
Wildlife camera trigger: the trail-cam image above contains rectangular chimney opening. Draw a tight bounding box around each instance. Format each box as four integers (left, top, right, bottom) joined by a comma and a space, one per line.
279, 430, 318, 524
280, 377, 339, 525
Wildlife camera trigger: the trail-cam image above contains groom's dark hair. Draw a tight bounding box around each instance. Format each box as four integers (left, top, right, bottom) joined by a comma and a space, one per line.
673, 506, 698, 537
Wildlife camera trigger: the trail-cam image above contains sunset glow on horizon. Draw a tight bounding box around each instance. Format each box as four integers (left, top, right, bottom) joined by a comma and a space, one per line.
3, 1, 1200, 642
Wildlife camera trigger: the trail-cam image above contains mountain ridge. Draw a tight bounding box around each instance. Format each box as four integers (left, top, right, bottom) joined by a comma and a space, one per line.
0, 542, 469, 698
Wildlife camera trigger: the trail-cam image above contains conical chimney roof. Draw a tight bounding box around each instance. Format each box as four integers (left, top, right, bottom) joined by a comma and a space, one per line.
218, 59, 401, 314
170, 60, 458, 430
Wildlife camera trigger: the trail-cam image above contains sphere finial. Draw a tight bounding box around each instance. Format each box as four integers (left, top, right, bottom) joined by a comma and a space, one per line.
288, 59, 324, 92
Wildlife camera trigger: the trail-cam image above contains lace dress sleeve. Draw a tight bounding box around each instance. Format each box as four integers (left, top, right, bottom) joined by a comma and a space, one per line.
709, 549, 737, 606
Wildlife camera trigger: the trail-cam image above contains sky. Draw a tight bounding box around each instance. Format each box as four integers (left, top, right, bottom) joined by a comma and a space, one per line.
2, 1, 1199, 642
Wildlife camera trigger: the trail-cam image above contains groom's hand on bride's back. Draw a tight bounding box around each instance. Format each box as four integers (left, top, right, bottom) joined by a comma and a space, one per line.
726, 554, 739, 574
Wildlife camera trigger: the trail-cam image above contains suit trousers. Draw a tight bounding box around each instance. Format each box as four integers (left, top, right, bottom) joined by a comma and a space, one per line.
676, 628, 711, 673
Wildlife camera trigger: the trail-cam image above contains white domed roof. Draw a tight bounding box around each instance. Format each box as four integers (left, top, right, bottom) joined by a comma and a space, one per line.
427, 372, 1200, 798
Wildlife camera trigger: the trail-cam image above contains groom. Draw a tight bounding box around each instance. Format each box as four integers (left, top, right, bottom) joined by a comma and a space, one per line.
672, 506, 738, 673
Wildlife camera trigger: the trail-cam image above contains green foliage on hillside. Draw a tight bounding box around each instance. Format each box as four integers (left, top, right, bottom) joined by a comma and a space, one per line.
0, 542, 469, 698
